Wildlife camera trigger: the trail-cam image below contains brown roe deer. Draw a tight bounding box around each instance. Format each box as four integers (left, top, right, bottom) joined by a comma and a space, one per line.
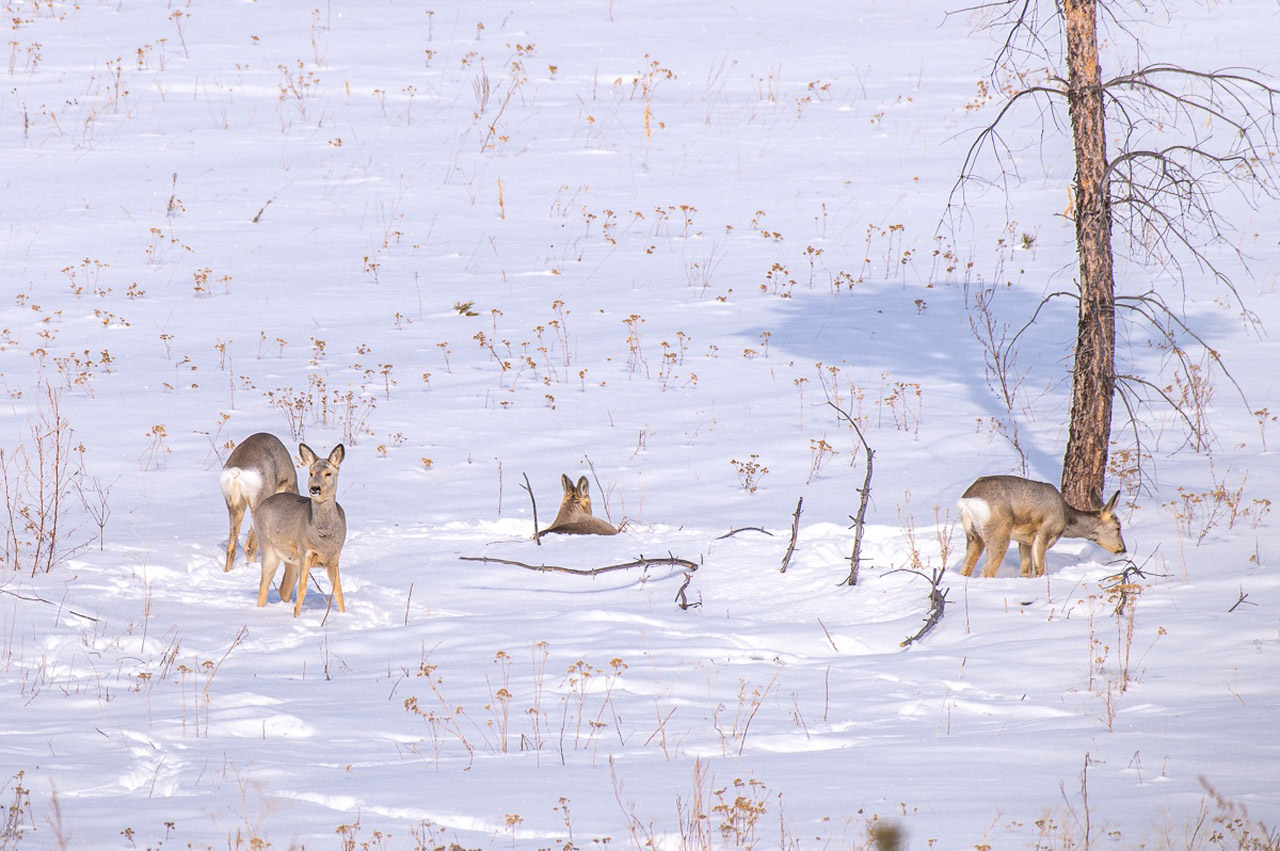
957, 475, 1125, 578
253, 443, 347, 616
542, 474, 619, 536
219, 433, 299, 573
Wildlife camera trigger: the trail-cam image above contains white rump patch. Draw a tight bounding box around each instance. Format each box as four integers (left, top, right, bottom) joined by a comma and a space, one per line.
220, 467, 264, 503
957, 497, 992, 534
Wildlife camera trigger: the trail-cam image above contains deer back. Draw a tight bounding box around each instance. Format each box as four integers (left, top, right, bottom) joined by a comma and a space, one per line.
221, 432, 298, 507
959, 476, 1070, 541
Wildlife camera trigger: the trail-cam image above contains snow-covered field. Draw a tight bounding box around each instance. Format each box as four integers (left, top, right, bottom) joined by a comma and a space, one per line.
1, 1, 1277, 848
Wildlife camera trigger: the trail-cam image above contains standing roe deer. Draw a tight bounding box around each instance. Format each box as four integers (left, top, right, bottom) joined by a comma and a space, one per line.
957, 475, 1125, 578
253, 443, 347, 616
542, 474, 619, 536
220, 432, 299, 573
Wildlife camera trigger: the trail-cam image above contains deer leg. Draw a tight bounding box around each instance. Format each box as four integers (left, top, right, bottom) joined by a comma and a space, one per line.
293, 554, 312, 617
1032, 533, 1055, 577
327, 559, 345, 613
1017, 543, 1034, 578
980, 529, 1011, 578
957, 516, 983, 578
280, 561, 299, 602
244, 522, 259, 564
959, 530, 985, 576
225, 499, 246, 573
257, 549, 279, 607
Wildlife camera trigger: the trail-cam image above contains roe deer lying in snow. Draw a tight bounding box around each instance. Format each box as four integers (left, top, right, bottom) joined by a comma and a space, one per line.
542, 474, 619, 536
219, 432, 299, 573
957, 475, 1125, 578
253, 443, 347, 616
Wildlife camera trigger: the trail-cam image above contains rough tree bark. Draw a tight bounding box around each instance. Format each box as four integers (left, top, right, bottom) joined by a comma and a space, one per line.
1061, 0, 1115, 508
951, 2, 1278, 499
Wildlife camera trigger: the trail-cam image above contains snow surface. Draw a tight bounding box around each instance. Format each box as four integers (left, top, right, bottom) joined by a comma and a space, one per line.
1, 1, 1277, 848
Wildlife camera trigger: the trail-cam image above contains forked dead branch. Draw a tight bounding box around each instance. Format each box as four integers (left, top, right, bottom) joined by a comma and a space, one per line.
895, 568, 949, 648
459, 554, 700, 611
458, 554, 698, 577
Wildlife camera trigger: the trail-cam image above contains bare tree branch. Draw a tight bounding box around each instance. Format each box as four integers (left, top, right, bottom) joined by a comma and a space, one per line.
779, 497, 804, 574
715, 527, 775, 540
891, 568, 949, 648
459, 554, 699, 576
520, 472, 541, 545
948, 2, 1277, 494
826, 401, 874, 586
675, 573, 700, 610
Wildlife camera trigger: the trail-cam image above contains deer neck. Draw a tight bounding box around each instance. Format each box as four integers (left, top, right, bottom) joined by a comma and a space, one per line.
1062, 505, 1100, 541
308, 496, 343, 533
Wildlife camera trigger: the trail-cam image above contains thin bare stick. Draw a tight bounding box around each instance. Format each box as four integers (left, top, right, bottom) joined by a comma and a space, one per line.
479, 84, 518, 153
643, 707, 678, 748
715, 526, 774, 540
202, 626, 249, 704
816, 617, 839, 652
779, 497, 803, 573
320, 577, 335, 627
735, 668, 781, 756
1228, 588, 1255, 613
0, 587, 100, 622
583, 454, 614, 523
251, 198, 274, 224
520, 472, 541, 545
460, 554, 698, 576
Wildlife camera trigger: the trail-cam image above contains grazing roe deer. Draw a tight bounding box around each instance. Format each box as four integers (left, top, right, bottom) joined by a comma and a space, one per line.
253, 443, 347, 616
220, 432, 299, 573
542, 474, 619, 536
957, 475, 1125, 578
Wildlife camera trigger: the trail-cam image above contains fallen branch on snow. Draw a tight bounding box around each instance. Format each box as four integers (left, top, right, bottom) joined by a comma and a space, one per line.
0, 587, 100, 622
459, 554, 699, 576
714, 526, 774, 540
890, 568, 948, 648
674, 572, 700, 610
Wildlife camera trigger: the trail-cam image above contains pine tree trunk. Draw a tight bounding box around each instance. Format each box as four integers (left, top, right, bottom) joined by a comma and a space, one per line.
1061, 0, 1116, 509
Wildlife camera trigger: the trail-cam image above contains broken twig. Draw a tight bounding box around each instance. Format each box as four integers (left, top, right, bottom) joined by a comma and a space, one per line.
779, 497, 804, 573
817, 617, 839, 652
1228, 587, 1256, 613
674, 572, 701, 610
715, 527, 774, 540
0, 587, 100, 623
520, 472, 541, 545
891, 568, 948, 648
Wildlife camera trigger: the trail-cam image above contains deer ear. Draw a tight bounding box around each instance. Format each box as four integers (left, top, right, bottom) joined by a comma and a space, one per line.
328, 444, 345, 466
560, 474, 574, 494
1103, 490, 1120, 514
298, 443, 318, 465
576, 476, 590, 496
